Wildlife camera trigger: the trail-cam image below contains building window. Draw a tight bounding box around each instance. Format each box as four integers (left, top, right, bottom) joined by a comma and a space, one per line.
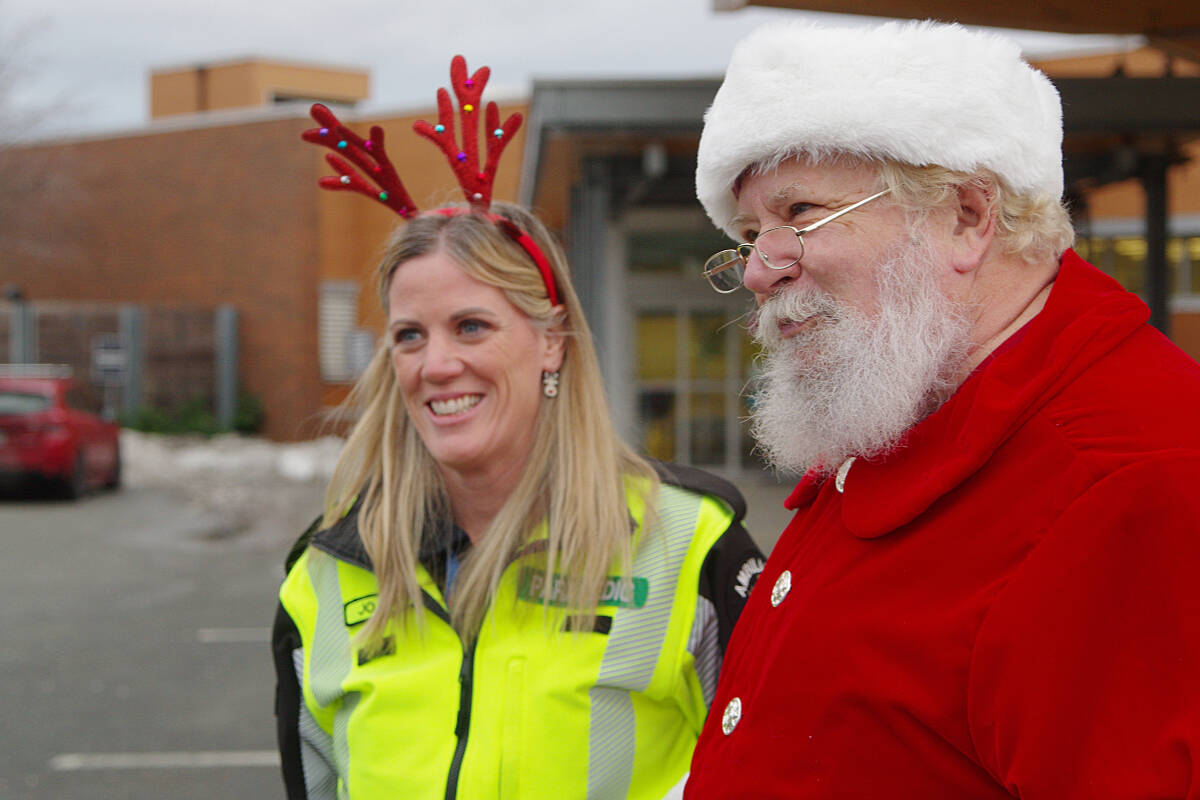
632, 305, 765, 474
1111, 237, 1147, 294
1185, 239, 1200, 295
319, 281, 365, 383
1075, 234, 1200, 299
624, 213, 769, 477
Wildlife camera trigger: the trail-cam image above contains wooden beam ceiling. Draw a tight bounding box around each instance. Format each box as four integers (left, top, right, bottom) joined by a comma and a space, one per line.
728, 1, 1200, 59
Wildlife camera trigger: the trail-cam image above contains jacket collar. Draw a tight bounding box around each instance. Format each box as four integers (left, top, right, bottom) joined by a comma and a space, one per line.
308, 466, 695, 575
311, 500, 373, 571
785, 250, 1149, 538
311, 499, 469, 574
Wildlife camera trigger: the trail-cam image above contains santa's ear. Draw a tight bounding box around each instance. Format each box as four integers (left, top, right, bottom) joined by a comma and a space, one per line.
949, 179, 997, 274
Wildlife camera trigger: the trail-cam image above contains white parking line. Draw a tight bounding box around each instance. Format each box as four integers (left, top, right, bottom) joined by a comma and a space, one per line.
50, 750, 280, 771
195, 627, 271, 643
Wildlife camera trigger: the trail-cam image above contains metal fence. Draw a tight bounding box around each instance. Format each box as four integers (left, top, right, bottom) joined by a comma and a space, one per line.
0, 301, 238, 425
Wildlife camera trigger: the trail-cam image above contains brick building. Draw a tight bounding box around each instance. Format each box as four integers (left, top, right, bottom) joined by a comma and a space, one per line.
2, 49, 1198, 463
1, 59, 526, 440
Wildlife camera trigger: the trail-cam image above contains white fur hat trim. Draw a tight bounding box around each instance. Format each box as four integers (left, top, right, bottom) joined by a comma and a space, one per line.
696, 19, 1064, 238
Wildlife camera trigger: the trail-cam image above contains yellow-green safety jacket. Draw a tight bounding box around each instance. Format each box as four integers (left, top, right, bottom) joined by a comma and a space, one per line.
272, 463, 763, 800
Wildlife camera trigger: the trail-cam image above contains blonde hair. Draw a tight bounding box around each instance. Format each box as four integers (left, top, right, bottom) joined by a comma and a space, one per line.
876, 161, 1074, 264
323, 202, 656, 642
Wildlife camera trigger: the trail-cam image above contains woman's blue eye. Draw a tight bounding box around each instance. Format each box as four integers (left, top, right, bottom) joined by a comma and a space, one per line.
459, 319, 488, 335
790, 202, 814, 218
394, 328, 421, 345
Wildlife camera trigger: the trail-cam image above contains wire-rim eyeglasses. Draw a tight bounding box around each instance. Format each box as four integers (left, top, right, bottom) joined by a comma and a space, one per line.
701, 188, 892, 293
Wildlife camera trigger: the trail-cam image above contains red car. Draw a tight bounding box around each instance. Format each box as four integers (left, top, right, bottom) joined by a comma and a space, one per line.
0, 365, 121, 497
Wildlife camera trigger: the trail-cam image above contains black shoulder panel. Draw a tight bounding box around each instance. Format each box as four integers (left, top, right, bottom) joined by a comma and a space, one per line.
283, 515, 322, 575
272, 602, 308, 798
311, 502, 373, 573
649, 459, 747, 522
284, 499, 373, 575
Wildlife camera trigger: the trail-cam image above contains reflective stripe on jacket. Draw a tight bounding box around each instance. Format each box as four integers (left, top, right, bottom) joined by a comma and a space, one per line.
274, 472, 748, 800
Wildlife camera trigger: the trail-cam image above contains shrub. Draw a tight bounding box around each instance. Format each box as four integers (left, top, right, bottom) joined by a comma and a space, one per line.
233, 390, 266, 434
122, 391, 266, 436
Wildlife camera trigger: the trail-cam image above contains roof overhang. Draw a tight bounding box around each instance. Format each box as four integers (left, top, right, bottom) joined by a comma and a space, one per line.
519, 79, 720, 213
522, 74, 1200, 221
716, 0, 1200, 61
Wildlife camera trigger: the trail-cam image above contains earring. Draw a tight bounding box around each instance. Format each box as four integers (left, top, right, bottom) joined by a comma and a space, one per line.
542, 370, 560, 398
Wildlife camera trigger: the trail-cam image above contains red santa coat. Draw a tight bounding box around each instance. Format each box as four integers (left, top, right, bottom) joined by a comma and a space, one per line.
686, 251, 1200, 799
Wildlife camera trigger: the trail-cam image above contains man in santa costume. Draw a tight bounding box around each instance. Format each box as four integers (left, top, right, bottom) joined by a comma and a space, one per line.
682, 18, 1200, 800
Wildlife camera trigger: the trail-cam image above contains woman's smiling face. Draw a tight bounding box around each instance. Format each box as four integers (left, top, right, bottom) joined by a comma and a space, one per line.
386, 249, 563, 480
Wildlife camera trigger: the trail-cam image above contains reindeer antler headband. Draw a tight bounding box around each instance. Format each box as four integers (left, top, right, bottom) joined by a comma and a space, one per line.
301, 55, 559, 305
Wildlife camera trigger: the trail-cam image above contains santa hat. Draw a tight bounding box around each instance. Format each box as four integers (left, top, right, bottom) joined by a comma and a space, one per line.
695, 19, 1064, 238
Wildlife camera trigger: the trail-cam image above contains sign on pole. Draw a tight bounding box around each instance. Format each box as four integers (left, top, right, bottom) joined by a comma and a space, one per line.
90, 334, 129, 387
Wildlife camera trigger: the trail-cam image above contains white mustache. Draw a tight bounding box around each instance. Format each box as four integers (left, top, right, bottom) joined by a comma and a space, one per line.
746, 231, 971, 476
754, 287, 840, 349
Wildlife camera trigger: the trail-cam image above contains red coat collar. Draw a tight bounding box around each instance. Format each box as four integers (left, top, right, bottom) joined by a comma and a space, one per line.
785, 250, 1149, 537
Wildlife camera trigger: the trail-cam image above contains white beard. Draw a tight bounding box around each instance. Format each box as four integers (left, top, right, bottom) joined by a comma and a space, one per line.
749, 234, 972, 477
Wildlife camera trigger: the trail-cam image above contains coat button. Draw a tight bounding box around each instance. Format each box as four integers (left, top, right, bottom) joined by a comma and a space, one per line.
835, 456, 855, 493
770, 570, 792, 607
721, 697, 742, 735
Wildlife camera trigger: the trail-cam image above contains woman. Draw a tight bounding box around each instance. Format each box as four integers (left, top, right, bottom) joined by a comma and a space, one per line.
273, 58, 763, 800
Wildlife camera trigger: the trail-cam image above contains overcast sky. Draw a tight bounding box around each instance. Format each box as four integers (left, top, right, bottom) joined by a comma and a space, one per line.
2, 0, 1137, 138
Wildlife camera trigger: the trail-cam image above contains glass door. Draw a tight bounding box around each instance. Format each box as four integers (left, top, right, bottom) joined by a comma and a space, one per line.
624, 221, 766, 476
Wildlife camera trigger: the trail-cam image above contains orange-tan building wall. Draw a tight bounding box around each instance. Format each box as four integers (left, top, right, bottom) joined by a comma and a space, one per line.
1081, 140, 1200, 220
1171, 312, 1200, 359
151, 60, 370, 119
1036, 48, 1200, 221
1036, 48, 1200, 363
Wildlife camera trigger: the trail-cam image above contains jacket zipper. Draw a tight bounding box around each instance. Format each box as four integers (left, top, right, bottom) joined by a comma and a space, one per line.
442, 551, 550, 797
410, 588, 471, 800
444, 638, 476, 800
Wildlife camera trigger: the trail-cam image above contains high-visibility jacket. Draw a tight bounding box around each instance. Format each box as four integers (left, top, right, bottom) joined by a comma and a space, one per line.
273, 463, 763, 800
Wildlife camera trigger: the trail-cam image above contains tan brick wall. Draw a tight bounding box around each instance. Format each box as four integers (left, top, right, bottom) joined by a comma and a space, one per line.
1, 115, 324, 440
1, 100, 531, 441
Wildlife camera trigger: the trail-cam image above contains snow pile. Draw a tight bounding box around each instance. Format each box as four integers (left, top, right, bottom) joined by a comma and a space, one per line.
123, 431, 345, 486
121, 431, 346, 545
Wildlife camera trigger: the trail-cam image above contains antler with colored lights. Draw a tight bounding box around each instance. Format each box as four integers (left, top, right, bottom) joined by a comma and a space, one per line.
301, 103, 419, 218
413, 55, 524, 210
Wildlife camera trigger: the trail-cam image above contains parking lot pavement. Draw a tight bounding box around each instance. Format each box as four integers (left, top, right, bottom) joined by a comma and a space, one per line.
0, 427, 796, 800
0, 485, 316, 800
738, 477, 796, 554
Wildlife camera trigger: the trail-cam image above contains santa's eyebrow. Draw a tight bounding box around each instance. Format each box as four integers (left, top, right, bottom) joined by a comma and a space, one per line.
728, 182, 811, 234
765, 181, 810, 207
728, 213, 756, 235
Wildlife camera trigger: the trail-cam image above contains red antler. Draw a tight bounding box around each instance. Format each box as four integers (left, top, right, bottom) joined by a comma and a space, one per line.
301, 103, 419, 218
413, 55, 524, 210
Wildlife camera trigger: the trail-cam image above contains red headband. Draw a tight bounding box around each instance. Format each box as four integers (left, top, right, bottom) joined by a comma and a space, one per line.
301, 55, 560, 306
429, 209, 560, 306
